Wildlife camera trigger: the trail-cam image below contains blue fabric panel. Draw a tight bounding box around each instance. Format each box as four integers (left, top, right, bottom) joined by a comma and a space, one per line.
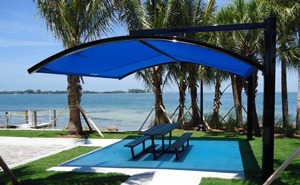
34, 37, 257, 79
145, 40, 256, 78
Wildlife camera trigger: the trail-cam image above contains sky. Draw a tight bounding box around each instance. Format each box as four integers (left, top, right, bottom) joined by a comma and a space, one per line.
0, 0, 298, 92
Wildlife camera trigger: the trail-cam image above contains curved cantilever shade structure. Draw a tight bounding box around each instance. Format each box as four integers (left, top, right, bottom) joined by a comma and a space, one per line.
28, 36, 261, 79
27, 17, 277, 181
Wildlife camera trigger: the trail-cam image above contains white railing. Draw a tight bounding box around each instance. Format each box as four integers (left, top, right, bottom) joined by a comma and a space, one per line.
3, 110, 56, 128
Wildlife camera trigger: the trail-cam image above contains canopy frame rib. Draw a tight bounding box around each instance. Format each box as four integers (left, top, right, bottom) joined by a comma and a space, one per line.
139, 40, 180, 62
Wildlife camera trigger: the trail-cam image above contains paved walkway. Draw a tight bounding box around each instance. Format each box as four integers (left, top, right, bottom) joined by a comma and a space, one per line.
0, 137, 117, 168
0, 137, 244, 185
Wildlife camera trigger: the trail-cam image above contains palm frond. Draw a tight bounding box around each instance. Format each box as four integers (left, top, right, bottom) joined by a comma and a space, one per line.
117, 0, 149, 30
35, 0, 115, 47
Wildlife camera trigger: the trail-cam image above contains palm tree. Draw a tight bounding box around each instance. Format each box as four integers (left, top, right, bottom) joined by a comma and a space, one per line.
199, 66, 230, 129
243, 58, 261, 136
215, 0, 266, 133
118, 0, 216, 126
215, 0, 246, 127
284, 2, 300, 130
164, 0, 217, 127
35, 0, 115, 134
281, 2, 300, 130
135, 66, 169, 124
293, 3, 300, 130
117, 0, 170, 125
165, 63, 188, 126
266, 0, 300, 129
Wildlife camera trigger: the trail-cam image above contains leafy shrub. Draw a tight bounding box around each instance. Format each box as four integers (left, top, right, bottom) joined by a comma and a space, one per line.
225, 115, 237, 132
284, 123, 297, 137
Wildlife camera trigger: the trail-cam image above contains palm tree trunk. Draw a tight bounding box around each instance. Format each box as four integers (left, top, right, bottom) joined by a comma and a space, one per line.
281, 58, 289, 128
190, 83, 199, 127
244, 73, 261, 136
252, 99, 261, 136
178, 76, 187, 126
189, 67, 200, 127
252, 73, 261, 136
210, 78, 221, 129
67, 75, 83, 135
296, 65, 300, 129
231, 75, 243, 126
153, 66, 166, 125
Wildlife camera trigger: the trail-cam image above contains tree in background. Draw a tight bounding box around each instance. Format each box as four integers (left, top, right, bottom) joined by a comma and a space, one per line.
293, 3, 300, 130
215, 0, 247, 128
165, 63, 188, 126
118, 0, 216, 126
117, 0, 170, 124
215, 0, 266, 133
264, 0, 300, 130
160, 0, 217, 127
35, 0, 115, 134
199, 67, 229, 129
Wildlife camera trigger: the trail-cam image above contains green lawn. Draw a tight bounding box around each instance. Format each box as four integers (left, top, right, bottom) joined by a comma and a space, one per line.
0, 129, 140, 139
0, 146, 129, 185
0, 129, 299, 185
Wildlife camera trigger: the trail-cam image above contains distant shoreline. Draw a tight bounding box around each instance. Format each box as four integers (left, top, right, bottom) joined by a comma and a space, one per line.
0, 90, 297, 95
0, 89, 150, 94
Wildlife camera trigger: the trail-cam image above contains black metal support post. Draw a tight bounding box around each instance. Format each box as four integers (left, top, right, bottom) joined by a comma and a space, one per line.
197, 79, 207, 131
262, 17, 276, 180
200, 79, 203, 125
247, 75, 254, 140
198, 79, 205, 131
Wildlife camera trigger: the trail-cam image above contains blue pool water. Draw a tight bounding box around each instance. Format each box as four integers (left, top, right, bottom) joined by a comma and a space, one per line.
60, 139, 244, 173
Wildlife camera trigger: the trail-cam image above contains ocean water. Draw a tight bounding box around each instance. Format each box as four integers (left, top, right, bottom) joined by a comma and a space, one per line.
0, 92, 297, 131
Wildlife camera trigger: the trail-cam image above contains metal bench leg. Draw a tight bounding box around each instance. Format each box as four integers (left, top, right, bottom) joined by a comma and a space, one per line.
130, 147, 135, 159
151, 136, 157, 160
169, 131, 172, 146
175, 148, 179, 160
162, 135, 165, 151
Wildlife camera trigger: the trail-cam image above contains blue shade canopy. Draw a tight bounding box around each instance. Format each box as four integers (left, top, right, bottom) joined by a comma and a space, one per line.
28, 36, 261, 79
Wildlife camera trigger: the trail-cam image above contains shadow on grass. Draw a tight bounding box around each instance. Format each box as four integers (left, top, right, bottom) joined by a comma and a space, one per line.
238, 139, 261, 178
19, 172, 129, 185
1, 165, 129, 185
270, 159, 300, 185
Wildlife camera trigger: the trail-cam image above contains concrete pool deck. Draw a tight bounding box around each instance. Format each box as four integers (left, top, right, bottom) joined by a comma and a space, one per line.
0, 136, 244, 185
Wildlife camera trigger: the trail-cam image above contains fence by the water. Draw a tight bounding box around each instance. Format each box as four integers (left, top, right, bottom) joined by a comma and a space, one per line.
1, 110, 57, 129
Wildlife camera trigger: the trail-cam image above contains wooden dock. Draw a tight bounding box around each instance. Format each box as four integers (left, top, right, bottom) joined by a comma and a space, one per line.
2, 110, 56, 129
